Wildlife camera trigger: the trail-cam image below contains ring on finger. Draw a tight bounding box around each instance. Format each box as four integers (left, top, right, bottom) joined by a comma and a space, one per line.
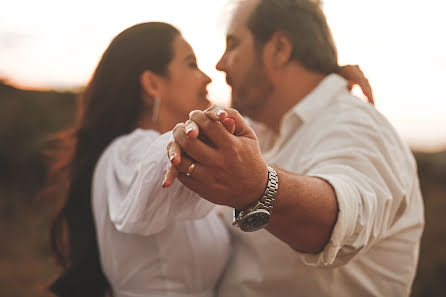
186, 162, 196, 177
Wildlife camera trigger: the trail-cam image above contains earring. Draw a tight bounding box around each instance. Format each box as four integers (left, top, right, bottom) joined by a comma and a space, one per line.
152, 97, 160, 123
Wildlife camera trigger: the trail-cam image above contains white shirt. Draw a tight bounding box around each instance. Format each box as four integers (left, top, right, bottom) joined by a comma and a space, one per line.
217, 74, 425, 297
92, 129, 231, 297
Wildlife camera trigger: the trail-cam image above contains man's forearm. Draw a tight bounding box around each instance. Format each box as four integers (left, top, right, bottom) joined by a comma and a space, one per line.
266, 167, 339, 253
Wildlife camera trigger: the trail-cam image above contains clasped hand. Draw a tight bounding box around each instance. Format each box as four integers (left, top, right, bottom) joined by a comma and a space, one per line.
163, 106, 269, 210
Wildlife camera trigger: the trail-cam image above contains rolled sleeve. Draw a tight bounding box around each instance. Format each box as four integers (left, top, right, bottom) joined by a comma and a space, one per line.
300, 173, 362, 267
294, 124, 408, 267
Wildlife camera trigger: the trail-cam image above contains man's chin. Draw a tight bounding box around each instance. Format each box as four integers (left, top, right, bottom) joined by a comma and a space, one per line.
231, 98, 249, 117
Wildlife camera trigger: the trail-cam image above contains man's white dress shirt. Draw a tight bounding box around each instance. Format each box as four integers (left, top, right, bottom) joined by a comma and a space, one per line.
92, 129, 230, 297
217, 74, 425, 297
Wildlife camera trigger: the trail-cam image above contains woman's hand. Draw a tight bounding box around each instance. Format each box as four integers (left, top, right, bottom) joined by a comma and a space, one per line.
338, 64, 374, 104
162, 107, 236, 188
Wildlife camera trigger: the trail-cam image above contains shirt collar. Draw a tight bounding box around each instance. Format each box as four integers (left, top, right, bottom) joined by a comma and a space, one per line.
282, 73, 348, 126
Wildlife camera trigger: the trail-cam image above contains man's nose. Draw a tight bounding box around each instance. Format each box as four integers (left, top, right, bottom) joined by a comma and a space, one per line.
216, 55, 226, 72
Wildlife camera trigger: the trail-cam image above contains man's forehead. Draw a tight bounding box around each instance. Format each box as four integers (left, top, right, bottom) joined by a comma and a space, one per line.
227, 0, 258, 35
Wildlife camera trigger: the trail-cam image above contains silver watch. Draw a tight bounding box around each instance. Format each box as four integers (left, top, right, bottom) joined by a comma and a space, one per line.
233, 166, 279, 232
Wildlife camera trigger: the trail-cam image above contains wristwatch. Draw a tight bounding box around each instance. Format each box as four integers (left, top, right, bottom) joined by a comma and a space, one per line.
232, 166, 279, 232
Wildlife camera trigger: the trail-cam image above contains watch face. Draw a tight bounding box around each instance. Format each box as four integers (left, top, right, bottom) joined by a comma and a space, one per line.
239, 209, 270, 232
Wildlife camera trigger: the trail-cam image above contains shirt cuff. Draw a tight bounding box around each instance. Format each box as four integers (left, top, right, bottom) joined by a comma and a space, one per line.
298, 173, 360, 267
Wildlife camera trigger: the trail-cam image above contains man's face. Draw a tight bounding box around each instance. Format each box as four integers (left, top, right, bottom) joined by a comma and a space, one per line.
216, 0, 273, 118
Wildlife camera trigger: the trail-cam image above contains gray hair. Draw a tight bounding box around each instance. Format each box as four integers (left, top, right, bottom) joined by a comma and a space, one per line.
246, 0, 338, 74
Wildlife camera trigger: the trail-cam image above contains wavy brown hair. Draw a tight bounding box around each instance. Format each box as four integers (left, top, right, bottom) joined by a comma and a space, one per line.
43, 22, 179, 297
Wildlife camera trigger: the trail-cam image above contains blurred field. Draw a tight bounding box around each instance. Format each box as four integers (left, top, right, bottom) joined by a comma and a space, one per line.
0, 80, 445, 297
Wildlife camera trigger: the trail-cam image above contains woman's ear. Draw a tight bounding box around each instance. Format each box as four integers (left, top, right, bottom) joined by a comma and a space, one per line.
140, 70, 164, 105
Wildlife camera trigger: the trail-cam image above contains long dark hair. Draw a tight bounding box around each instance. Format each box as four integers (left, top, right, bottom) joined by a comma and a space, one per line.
43, 22, 179, 297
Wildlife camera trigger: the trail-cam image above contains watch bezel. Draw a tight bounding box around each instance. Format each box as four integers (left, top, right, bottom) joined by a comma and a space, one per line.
238, 208, 271, 232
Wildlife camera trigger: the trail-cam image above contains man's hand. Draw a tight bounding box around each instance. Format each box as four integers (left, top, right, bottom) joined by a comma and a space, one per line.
165, 106, 269, 210
162, 108, 236, 188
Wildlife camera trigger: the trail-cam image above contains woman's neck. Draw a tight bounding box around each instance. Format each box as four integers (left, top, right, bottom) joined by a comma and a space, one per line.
137, 107, 186, 134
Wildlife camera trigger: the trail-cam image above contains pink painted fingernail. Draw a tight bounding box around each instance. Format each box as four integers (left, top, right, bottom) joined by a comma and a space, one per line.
169, 153, 176, 162
185, 126, 195, 135
217, 110, 227, 117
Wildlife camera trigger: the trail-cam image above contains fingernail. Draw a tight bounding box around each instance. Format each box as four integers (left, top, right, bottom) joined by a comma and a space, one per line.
169, 153, 176, 162
185, 126, 195, 135
217, 110, 227, 117
162, 175, 169, 188
228, 116, 236, 124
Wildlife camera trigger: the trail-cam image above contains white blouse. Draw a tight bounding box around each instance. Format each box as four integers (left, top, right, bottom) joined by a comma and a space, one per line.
92, 129, 231, 297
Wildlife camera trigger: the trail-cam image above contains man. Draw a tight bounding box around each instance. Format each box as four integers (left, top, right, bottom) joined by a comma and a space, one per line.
165, 0, 424, 296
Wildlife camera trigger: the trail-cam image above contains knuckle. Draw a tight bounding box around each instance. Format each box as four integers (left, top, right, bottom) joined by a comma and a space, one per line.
180, 137, 192, 151
189, 110, 202, 119
205, 105, 218, 113
228, 108, 241, 118
173, 123, 185, 136
190, 111, 207, 124
200, 118, 214, 131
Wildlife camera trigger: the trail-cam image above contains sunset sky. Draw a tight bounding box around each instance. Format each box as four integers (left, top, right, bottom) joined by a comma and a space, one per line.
1, 0, 445, 152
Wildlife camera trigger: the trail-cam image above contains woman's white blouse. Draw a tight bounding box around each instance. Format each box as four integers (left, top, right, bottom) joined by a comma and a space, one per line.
92, 129, 231, 297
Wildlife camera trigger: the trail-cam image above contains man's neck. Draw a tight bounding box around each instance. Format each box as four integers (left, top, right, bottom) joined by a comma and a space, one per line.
254, 69, 326, 134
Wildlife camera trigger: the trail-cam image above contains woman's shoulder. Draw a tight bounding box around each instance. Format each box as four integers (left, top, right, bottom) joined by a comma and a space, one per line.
94, 128, 161, 174
109, 128, 161, 160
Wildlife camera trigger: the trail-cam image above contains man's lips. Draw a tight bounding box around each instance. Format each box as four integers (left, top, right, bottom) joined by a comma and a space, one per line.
226, 76, 232, 86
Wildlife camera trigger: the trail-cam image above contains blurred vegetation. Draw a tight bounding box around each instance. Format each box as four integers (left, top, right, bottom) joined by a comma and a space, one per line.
0, 80, 445, 297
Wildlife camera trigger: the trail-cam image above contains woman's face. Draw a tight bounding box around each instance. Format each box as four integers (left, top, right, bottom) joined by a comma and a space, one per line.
159, 35, 212, 121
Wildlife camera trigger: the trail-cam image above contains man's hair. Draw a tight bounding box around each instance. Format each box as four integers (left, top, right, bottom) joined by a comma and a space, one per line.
246, 0, 338, 74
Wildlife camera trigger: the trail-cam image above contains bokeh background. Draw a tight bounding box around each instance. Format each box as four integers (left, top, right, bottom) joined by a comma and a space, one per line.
1, 0, 445, 296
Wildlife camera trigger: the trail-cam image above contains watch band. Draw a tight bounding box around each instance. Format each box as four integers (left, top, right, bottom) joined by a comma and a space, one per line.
233, 165, 279, 228
260, 166, 279, 213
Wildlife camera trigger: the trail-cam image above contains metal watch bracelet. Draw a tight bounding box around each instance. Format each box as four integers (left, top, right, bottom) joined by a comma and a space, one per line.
233, 165, 279, 225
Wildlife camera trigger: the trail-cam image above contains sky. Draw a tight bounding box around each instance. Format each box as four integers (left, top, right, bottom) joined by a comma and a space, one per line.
1, 0, 445, 152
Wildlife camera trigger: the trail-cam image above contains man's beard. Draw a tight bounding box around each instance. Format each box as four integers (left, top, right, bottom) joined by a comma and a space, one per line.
231, 62, 274, 120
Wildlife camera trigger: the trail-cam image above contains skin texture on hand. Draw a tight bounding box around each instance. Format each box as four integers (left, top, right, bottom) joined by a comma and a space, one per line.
162, 108, 236, 188
164, 107, 269, 210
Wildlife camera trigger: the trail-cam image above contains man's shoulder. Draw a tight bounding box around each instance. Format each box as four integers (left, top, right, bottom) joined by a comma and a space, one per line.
315, 92, 394, 134
302, 91, 412, 158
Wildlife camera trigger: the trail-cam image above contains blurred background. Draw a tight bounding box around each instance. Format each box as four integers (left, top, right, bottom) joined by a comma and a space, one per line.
0, 0, 445, 296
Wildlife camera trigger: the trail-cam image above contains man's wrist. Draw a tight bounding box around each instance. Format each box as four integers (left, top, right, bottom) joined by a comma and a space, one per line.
232, 166, 279, 232
234, 163, 270, 210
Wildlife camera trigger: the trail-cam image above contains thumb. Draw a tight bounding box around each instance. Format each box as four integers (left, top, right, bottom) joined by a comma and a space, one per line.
221, 117, 236, 134
225, 108, 256, 139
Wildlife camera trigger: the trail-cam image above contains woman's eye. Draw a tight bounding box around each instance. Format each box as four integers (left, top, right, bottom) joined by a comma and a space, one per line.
189, 62, 198, 68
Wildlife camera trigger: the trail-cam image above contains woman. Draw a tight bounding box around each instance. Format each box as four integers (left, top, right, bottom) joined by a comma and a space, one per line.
43, 21, 373, 297
44, 22, 232, 297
